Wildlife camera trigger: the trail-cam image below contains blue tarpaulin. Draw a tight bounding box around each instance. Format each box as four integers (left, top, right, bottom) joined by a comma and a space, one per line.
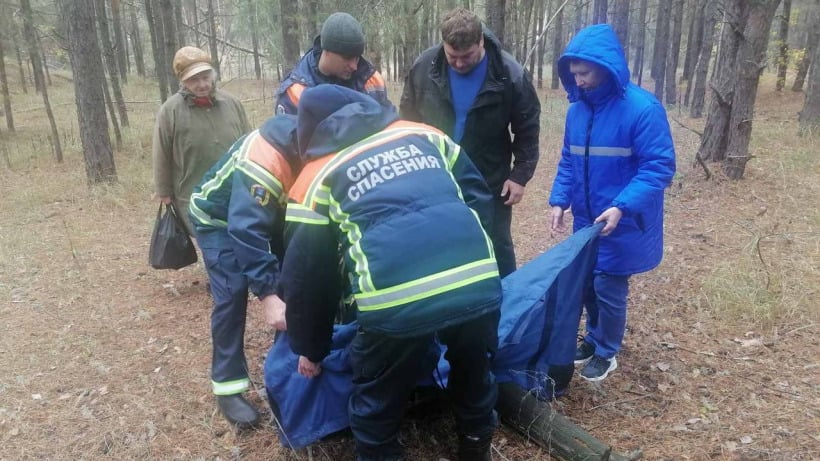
264, 223, 603, 449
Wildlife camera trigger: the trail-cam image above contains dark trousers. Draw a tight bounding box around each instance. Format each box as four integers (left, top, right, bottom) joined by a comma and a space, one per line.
490, 198, 516, 277
196, 230, 251, 395
348, 309, 500, 461
582, 272, 631, 359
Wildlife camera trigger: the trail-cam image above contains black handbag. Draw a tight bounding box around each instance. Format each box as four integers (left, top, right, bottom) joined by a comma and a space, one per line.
148, 203, 197, 270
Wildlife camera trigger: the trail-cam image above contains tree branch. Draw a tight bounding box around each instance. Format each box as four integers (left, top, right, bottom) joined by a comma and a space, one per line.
181, 23, 267, 58
523, 0, 571, 68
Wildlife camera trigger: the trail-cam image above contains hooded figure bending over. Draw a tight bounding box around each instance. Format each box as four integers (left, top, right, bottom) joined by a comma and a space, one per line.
280, 84, 501, 461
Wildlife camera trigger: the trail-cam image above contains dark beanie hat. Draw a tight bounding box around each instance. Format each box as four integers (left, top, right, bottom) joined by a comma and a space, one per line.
320, 12, 365, 57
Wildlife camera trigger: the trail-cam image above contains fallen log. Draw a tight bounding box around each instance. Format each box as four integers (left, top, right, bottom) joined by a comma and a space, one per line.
497, 383, 640, 461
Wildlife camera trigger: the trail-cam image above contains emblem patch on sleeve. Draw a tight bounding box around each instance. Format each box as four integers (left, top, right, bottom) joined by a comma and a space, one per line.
250, 184, 270, 206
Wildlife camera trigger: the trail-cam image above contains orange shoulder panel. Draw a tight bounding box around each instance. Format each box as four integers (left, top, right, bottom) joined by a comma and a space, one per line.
288, 155, 335, 204
364, 72, 386, 91
246, 136, 296, 190
286, 83, 307, 106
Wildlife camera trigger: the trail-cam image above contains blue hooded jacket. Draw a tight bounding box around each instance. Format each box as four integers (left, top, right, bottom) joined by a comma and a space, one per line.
549, 24, 676, 275
281, 85, 500, 362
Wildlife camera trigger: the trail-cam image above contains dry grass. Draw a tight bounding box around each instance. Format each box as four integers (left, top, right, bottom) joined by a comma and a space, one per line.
0, 70, 818, 461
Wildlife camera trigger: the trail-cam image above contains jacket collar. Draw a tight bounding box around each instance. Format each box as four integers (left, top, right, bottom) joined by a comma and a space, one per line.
180, 87, 222, 107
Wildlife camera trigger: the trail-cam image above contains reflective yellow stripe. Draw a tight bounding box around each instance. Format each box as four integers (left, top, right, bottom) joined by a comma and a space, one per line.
313, 187, 330, 205
236, 159, 284, 199
286, 203, 328, 224
328, 196, 373, 291
212, 378, 249, 395
355, 259, 499, 311
189, 202, 227, 228
189, 132, 255, 227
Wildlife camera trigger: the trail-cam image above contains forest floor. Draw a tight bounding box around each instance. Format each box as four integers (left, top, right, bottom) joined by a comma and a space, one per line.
0, 74, 818, 461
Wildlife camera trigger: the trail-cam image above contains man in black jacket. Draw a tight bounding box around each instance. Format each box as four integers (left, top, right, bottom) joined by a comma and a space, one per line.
400, 7, 541, 277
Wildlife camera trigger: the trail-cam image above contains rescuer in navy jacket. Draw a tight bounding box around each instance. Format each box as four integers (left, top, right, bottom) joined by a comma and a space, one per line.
281, 84, 501, 461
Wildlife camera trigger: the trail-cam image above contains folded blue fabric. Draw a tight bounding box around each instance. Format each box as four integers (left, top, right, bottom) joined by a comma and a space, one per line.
265, 223, 603, 448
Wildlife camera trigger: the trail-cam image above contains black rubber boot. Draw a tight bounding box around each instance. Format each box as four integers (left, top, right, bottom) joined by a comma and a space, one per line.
217, 394, 261, 429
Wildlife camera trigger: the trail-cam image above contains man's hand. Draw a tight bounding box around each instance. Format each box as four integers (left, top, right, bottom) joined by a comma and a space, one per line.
501, 180, 525, 206
157, 195, 172, 205
298, 356, 322, 378
550, 206, 566, 235
594, 207, 623, 236
262, 294, 287, 331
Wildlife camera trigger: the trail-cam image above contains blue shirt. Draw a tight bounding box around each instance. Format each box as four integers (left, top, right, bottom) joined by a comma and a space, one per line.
448, 54, 488, 142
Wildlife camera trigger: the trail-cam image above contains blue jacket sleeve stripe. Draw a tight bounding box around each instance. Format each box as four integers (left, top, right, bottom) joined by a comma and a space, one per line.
568, 145, 633, 157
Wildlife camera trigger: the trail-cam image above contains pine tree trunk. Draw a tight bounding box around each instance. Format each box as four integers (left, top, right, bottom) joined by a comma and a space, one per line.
174, 1, 185, 46
144, 0, 168, 101
689, 0, 717, 118
9, 15, 28, 94
526, 0, 539, 76
486, 0, 507, 46
535, 0, 545, 88
160, 0, 179, 86
403, 1, 420, 79
723, 0, 781, 179
249, 1, 261, 80
111, 0, 128, 83
304, 0, 320, 43
799, 32, 820, 134
682, 0, 704, 84
552, 0, 564, 90
697, 0, 746, 160
775, 0, 791, 91
205, 0, 220, 80
611, 0, 629, 62
664, 0, 684, 105
130, 5, 145, 77
791, 2, 820, 92
95, 0, 129, 127
792, 0, 820, 91
20, 0, 63, 162
36, 32, 52, 87
652, 0, 672, 100
278, 0, 301, 77
574, 0, 584, 33
592, 0, 607, 24
189, 0, 200, 47
684, 0, 706, 106
423, 0, 433, 52
519, 0, 535, 64
68, 0, 116, 183
633, 0, 648, 85
0, 36, 15, 131
101, 71, 123, 150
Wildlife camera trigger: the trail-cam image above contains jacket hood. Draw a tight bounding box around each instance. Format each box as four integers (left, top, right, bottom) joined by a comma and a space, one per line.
259, 114, 300, 169
558, 24, 630, 102
297, 84, 398, 159
482, 28, 504, 55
